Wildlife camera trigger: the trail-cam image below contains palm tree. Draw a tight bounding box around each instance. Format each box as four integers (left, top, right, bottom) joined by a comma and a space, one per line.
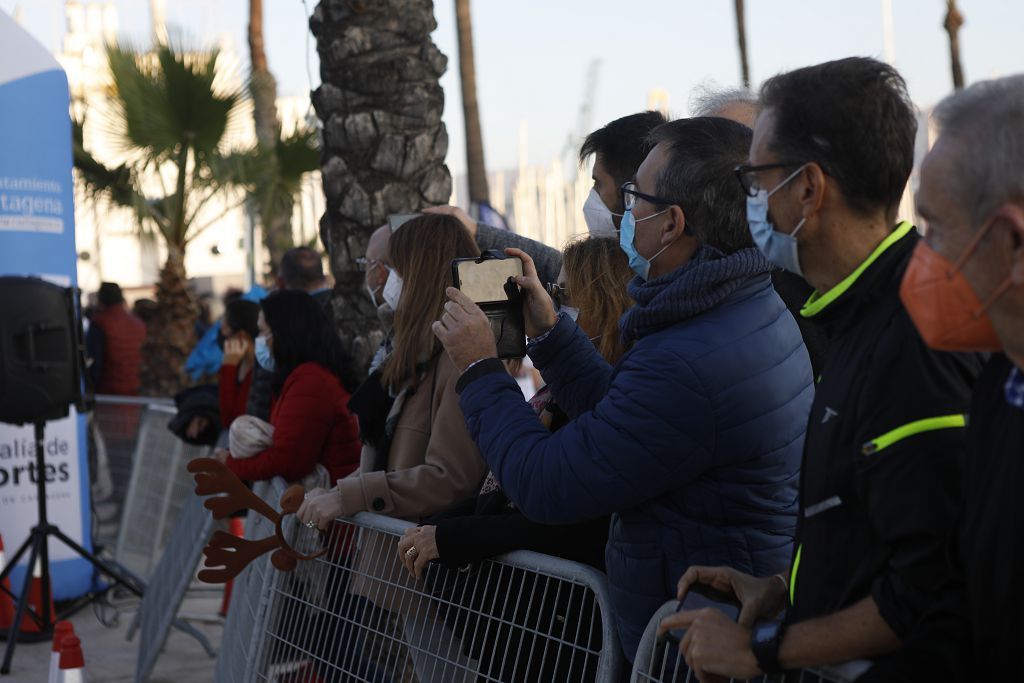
455, 0, 489, 206
248, 0, 296, 275
255, 124, 320, 259
943, 0, 966, 90
734, 0, 751, 88
310, 0, 452, 380
74, 42, 253, 395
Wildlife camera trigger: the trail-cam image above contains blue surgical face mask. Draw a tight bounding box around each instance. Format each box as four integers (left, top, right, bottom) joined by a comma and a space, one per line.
619, 207, 670, 280
746, 164, 809, 276
254, 335, 276, 372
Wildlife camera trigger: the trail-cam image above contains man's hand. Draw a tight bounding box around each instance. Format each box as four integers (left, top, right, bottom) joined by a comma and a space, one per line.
658, 608, 761, 682
675, 565, 788, 627
432, 288, 498, 372
222, 336, 250, 366
296, 487, 343, 531
423, 205, 477, 239
397, 525, 440, 581
504, 248, 558, 338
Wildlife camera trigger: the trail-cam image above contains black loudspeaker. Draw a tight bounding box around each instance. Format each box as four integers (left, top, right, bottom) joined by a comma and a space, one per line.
0, 276, 85, 425
0, 278, 132, 676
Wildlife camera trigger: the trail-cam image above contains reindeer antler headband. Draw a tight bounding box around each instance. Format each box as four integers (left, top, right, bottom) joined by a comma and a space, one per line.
188, 458, 327, 583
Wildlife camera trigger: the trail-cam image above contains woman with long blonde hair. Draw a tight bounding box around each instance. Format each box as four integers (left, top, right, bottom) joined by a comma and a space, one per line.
395, 237, 634, 682
299, 213, 487, 525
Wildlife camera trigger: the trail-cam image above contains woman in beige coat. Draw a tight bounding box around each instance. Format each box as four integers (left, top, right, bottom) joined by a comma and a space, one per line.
298, 213, 488, 527
292, 216, 493, 682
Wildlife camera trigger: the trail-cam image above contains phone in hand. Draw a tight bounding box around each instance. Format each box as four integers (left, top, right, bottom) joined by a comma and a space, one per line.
662, 583, 742, 645
453, 255, 524, 303
451, 251, 526, 359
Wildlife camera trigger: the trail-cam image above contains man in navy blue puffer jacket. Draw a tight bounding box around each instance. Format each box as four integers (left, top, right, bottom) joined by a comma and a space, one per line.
432, 117, 814, 660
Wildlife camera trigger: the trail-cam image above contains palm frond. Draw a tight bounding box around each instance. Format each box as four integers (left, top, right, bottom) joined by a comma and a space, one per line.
106, 43, 179, 158
246, 125, 320, 226
72, 113, 163, 237
276, 126, 320, 186
105, 42, 246, 161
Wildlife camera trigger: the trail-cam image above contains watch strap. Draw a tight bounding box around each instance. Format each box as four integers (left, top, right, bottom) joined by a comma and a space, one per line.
751, 621, 786, 675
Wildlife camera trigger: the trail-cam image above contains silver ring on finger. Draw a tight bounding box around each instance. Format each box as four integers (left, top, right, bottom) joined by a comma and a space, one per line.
405, 546, 419, 559
305, 520, 316, 529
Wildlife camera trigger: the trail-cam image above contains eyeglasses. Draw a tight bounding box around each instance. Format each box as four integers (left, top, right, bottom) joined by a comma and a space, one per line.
354, 257, 384, 272
620, 181, 676, 212
733, 162, 805, 197
545, 282, 569, 309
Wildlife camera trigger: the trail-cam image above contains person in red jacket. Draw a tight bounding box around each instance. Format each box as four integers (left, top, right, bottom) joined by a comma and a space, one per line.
217, 299, 260, 428
216, 290, 361, 484
86, 282, 147, 395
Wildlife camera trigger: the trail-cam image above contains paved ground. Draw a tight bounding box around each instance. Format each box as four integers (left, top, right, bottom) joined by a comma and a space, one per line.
1, 593, 223, 682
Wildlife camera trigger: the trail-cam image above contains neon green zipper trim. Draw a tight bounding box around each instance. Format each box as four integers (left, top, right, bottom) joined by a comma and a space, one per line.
801, 221, 914, 319
789, 544, 802, 605
861, 414, 967, 455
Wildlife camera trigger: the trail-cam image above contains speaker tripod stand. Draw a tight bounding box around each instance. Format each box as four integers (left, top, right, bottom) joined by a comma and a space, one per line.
0, 420, 143, 675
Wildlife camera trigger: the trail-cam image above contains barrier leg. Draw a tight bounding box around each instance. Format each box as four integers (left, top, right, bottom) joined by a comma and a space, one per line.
400, 613, 475, 683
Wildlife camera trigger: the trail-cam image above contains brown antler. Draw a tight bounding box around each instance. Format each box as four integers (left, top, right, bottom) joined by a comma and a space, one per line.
188, 458, 279, 521
198, 531, 283, 583
187, 458, 328, 583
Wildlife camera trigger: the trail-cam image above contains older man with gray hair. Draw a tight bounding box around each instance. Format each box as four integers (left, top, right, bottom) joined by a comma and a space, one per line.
690, 83, 829, 374
860, 73, 1024, 683
690, 83, 759, 127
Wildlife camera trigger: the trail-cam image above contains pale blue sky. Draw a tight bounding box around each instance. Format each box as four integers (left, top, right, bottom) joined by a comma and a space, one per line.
4, 0, 1023, 176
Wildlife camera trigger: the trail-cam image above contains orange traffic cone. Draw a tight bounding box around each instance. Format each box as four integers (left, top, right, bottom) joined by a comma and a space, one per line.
14, 555, 56, 634
0, 534, 14, 630
219, 517, 245, 617
49, 620, 75, 683
57, 634, 86, 683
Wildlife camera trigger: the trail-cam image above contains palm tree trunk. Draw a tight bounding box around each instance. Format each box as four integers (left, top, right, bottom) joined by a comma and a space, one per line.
944, 0, 965, 90
140, 245, 197, 396
249, 0, 294, 275
310, 0, 451, 382
455, 0, 489, 204
734, 0, 751, 88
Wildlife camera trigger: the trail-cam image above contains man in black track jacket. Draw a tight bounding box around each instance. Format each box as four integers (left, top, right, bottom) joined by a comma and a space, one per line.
658, 57, 984, 681
858, 74, 1024, 682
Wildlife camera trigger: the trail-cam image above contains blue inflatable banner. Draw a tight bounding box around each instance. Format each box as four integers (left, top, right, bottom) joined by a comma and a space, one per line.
0, 10, 94, 600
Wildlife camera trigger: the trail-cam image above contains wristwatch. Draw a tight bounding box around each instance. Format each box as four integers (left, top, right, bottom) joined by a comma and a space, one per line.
750, 621, 786, 675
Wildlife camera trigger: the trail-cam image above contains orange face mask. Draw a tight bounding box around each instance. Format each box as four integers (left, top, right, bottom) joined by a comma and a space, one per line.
900, 222, 1012, 353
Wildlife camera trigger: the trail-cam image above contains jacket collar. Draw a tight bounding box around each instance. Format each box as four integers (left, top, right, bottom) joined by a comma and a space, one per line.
800, 221, 916, 330
620, 245, 772, 344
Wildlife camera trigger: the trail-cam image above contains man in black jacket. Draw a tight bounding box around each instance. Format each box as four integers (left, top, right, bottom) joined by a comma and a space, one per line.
659, 57, 984, 680
858, 74, 1024, 681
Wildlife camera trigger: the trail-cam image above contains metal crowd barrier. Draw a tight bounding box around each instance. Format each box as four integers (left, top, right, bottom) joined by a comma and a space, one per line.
216, 478, 292, 683
217, 476, 625, 682
90, 395, 170, 546
631, 600, 872, 683
108, 401, 211, 581
130, 492, 219, 683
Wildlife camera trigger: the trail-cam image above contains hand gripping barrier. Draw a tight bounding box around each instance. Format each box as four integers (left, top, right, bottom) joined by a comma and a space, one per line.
631, 599, 873, 683
216, 477, 626, 683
